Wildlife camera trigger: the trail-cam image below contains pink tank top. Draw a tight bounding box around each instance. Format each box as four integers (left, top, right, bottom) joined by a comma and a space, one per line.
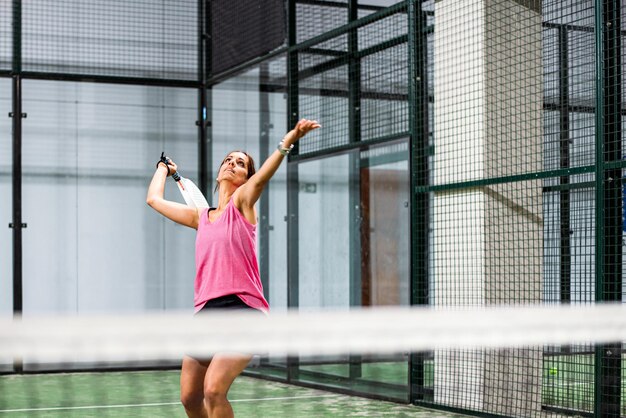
194, 198, 269, 313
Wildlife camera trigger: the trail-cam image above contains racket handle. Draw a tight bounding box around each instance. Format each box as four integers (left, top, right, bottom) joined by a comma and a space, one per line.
159, 152, 180, 181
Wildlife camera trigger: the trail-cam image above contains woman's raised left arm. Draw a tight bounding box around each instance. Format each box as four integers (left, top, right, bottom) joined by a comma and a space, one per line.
235, 119, 320, 209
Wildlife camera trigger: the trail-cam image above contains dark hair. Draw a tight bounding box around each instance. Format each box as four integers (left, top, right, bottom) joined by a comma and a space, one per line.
214, 150, 256, 193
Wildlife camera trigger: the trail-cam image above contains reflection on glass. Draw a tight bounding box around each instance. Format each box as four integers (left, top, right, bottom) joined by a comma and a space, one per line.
298, 154, 351, 309
360, 151, 410, 307
20, 80, 197, 317
0, 79, 13, 372
212, 61, 289, 379
0, 79, 11, 320
296, 141, 410, 401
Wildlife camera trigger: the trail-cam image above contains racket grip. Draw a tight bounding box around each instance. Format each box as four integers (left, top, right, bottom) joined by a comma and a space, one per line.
172, 171, 181, 182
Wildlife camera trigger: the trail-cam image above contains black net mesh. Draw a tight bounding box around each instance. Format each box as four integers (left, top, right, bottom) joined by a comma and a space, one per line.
211, 0, 286, 75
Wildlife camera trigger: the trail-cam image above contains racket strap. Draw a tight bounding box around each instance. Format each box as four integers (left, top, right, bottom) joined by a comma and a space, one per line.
156, 152, 171, 176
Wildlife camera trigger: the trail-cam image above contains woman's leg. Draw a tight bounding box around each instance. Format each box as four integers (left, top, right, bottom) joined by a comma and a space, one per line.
203, 353, 253, 418
180, 355, 210, 418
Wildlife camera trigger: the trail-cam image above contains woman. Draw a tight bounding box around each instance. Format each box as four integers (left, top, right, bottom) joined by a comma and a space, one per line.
146, 119, 320, 418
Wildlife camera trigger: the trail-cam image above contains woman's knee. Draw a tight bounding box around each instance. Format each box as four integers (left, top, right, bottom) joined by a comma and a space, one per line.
180, 387, 205, 411
204, 384, 228, 405
180, 356, 209, 411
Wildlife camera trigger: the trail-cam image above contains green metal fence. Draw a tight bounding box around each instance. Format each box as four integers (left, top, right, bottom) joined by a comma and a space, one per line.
2, 0, 625, 416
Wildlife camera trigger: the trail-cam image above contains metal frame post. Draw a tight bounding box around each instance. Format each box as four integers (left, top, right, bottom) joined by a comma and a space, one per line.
11, 0, 23, 319
408, 0, 430, 404
258, 63, 271, 299
286, 0, 300, 382
10, 0, 24, 375
198, 0, 211, 196
347, 0, 363, 380
558, 25, 572, 305
594, 0, 622, 416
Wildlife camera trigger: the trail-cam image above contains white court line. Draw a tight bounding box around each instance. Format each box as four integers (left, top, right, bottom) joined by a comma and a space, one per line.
0, 394, 340, 414
232, 394, 340, 402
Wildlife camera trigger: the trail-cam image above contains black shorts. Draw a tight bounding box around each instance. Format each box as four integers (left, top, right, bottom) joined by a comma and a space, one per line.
191, 294, 264, 361
197, 294, 259, 313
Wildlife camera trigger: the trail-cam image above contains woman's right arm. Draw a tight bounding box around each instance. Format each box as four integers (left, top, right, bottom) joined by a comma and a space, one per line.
146, 162, 200, 229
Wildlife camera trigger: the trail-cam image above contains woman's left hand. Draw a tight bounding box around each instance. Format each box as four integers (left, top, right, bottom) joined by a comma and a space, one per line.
286, 119, 321, 144
295, 119, 321, 138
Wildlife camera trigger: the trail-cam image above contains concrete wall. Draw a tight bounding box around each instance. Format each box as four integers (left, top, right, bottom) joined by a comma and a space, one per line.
433, 0, 543, 414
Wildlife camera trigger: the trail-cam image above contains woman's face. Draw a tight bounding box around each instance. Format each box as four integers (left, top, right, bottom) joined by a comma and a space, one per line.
217, 152, 250, 187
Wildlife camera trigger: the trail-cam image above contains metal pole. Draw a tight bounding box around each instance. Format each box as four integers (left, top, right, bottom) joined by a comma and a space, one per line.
11, 76, 23, 319
558, 25, 571, 305
594, 0, 622, 415
11, 0, 24, 374
347, 0, 363, 381
11, 0, 23, 318
408, 0, 430, 404
286, 0, 300, 382
198, 0, 210, 196
258, 63, 271, 301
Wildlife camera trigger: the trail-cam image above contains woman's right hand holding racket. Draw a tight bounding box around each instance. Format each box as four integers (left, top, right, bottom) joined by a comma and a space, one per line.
157, 152, 178, 177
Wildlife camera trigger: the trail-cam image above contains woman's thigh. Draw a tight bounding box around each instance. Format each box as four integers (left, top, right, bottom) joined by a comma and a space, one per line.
181, 355, 210, 397
204, 353, 253, 393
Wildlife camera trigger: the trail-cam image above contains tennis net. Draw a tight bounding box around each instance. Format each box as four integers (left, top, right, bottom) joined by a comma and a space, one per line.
1, 303, 625, 417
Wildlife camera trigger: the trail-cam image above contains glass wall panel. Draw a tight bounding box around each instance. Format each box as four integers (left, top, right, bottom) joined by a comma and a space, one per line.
0, 78, 12, 372
20, 80, 197, 320
298, 154, 351, 309
212, 62, 288, 310
0, 79, 11, 317
212, 57, 288, 379
360, 141, 410, 307
359, 142, 410, 397
296, 153, 351, 382
295, 141, 410, 401
212, 71, 260, 177
266, 106, 288, 310
353, 142, 410, 401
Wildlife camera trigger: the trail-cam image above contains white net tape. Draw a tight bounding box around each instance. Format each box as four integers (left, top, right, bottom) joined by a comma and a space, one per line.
2, 303, 626, 363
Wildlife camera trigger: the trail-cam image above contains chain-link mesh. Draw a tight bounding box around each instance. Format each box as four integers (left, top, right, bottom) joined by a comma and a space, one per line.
543, 182, 596, 304
20, 0, 197, 80
297, 0, 348, 44
298, 63, 350, 154
3, 1, 626, 416
296, 7, 409, 157
360, 11, 409, 141
0, 2, 10, 72
415, 0, 622, 416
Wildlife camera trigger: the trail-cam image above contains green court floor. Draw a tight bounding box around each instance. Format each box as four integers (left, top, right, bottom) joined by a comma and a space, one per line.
0, 370, 467, 417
